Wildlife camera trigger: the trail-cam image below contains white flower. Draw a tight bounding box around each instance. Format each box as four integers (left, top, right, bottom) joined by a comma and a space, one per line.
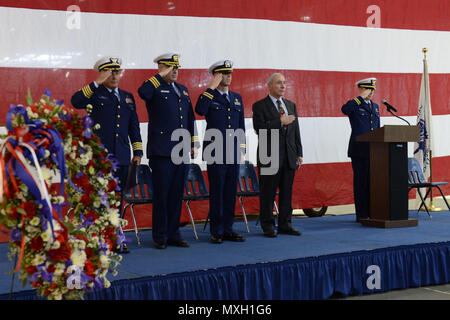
108, 211, 120, 227
30, 217, 40, 226
51, 240, 61, 250
32, 254, 46, 266
70, 250, 87, 267
100, 255, 110, 268
53, 263, 66, 277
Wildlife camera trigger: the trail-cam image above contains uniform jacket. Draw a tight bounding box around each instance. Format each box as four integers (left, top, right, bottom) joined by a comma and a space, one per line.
138, 73, 197, 158
71, 82, 143, 165
252, 96, 303, 170
195, 88, 246, 163
341, 96, 381, 158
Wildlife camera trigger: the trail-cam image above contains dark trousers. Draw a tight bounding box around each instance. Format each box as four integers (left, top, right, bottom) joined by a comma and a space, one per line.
207, 164, 239, 236
116, 165, 129, 216
351, 157, 370, 219
258, 155, 296, 233
150, 156, 188, 243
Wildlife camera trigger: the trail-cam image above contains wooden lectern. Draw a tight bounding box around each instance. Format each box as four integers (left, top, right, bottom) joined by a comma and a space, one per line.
356, 125, 420, 228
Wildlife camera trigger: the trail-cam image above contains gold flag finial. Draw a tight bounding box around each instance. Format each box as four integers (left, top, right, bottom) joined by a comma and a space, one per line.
422, 47, 428, 59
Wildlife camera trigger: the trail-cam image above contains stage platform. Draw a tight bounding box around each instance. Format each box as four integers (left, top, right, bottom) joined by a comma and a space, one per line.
1, 211, 449, 300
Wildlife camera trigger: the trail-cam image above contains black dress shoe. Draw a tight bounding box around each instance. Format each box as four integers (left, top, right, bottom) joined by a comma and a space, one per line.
154, 242, 167, 249
167, 239, 190, 247
223, 232, 245, 242
210, 235, 223, 244
263, 230, 277, 238
278, 227, 302, 236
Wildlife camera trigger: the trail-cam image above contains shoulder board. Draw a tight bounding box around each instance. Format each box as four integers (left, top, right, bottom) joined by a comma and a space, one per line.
353, 97, 361, 105
148, 76, 160, 88
202, 91, 214, 100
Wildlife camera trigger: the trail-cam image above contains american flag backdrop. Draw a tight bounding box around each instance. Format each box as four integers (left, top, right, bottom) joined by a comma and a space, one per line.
1, 0, 450, 231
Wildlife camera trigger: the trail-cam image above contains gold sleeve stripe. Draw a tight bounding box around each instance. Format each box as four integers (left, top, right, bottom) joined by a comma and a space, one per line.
240, 144, 246, 148
81, 85, 94, 98
191, 136, 200, 142
84, 85, 94, 96
353, 97, 361, 105
132, 142, 143, 150
149, 77, 160, 88
202, 92, 213, 100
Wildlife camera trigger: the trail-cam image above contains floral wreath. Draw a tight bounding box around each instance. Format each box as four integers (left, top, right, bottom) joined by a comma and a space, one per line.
0, 90, 127, 300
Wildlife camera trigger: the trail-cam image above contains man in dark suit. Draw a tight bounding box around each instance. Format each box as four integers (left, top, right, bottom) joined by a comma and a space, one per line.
252, 73, 303, 237
138, 53, 198, 249
71, 56, 143, 253
341, 78, 380, 222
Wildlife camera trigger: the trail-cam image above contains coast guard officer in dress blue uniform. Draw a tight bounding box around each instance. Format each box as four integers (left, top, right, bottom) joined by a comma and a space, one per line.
195, 60, 246, 244
341, 78, 380, 222
71, 56, 143, 253
138, 53, 198, 249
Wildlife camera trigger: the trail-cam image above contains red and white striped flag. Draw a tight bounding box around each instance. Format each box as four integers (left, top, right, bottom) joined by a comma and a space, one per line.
0, 1, 449, 229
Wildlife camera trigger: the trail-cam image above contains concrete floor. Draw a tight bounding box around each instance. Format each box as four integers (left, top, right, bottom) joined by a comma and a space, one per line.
337, 283, 450, 300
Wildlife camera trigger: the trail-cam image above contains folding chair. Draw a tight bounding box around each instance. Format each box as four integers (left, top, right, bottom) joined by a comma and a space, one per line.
235, 161, 258, 233
120, 164, 153, 246
183, 163, 210, 240
202, 161, 278, 231
407, 157, 450, 218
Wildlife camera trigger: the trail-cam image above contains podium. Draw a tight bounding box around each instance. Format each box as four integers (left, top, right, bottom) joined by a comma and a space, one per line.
356, 125, 420, 228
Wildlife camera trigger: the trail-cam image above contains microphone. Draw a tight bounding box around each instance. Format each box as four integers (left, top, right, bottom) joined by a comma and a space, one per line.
381, 99, 410, 126
382, 100, 398, 113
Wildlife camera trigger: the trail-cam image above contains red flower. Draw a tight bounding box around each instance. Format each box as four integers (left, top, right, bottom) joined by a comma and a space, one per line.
20, 202, 36, 218
30, 236, 44, 252
47, 264, 56, 273
107, 179, 117, 192
81, 194, 91, 206
85, 248, 94, 258
26, 265, 38, 275
85, 210, 99, 222
84, 259, 95, 277
8, 207, 19, 220
48, 243, 71, 262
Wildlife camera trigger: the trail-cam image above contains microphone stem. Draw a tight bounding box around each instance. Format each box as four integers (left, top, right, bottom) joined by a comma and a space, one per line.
388, 109, 410, 126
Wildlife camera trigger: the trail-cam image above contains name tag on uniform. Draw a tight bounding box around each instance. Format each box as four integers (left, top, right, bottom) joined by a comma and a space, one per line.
160, 90, 170, 93
98, 96, 108, 100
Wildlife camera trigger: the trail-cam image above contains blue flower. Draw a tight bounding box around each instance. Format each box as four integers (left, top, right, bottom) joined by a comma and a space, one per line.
44, 89, 52, 97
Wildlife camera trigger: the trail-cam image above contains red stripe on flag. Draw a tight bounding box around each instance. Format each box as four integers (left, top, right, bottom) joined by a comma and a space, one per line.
1, 67, 448, 123
0, 0, 449, 31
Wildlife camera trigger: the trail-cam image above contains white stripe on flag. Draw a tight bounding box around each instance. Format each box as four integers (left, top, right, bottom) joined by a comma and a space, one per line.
1, 7, 450, 73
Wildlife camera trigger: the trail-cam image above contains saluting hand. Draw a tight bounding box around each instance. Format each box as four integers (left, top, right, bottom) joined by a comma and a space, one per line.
208, 73, 223, 90
158, 65, 174, 80
95, 70, 112, 85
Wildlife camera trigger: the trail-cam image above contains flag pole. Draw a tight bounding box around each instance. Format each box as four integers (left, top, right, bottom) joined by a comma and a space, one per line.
422, 48, 442, 212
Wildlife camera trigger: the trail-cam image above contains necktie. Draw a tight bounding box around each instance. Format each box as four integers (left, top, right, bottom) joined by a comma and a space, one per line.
172, 83, 180, 97
276, 99, 284, 115
277, 99, 287, 130
223, 93, 230, 103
